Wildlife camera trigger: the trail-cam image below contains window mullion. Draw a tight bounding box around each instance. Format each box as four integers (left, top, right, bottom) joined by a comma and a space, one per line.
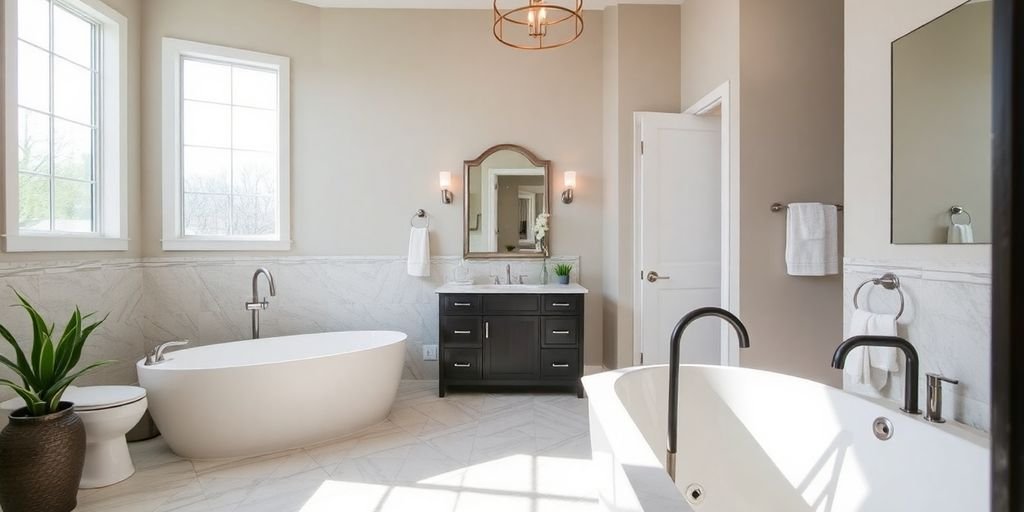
47, 0, 56, 232
228, 64, 235, 237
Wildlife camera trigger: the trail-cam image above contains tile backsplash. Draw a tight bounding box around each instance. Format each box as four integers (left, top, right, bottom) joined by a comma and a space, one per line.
0, 255, 580, 400
844, 258, 991, 431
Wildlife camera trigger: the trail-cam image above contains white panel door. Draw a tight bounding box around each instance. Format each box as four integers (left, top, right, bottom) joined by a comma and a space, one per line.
637, 113, 722, 365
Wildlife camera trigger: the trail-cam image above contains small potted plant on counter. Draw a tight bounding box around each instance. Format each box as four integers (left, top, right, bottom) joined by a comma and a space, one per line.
553, 263, 573, 285
0, 292, 113, 512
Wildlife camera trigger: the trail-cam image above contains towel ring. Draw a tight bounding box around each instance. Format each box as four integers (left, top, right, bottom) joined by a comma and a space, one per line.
853, 272, 905, 320
410, 209, 429, 228
950, 205, 973, 226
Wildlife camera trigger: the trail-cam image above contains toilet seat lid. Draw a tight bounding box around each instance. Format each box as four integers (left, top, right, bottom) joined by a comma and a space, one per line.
1, 386, 146, 412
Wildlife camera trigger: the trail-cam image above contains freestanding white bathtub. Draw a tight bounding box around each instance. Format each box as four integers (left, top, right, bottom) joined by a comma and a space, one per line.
137, 331, 406, 459
584, 365, 990, 512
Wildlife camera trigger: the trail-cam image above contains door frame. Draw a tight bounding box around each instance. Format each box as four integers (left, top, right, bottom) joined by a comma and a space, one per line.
632, 81, 737, 366
991, 0, 1022, 508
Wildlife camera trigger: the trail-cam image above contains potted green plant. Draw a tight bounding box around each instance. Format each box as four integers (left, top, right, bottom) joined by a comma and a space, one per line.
0, 292, 113, 512
553, 263, 573, 285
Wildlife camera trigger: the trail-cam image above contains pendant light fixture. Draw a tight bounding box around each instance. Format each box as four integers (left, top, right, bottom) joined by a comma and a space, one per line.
493, 0, 584, 50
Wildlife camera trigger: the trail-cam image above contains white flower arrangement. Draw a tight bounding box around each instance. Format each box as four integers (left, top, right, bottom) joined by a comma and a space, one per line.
534, 213, 550, 242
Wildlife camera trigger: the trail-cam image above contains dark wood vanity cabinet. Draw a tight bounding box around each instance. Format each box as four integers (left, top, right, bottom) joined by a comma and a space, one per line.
438, 293, 584, 398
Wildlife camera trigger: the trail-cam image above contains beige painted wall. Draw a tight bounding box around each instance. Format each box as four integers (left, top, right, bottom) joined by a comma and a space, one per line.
891, 1, 992, 244
601, 4, 681, 369
0, 0, 144, 262
677, 0, 844, 385
846, 0, 990, 264
737, 0, 845, 385
139, 0, 606, 365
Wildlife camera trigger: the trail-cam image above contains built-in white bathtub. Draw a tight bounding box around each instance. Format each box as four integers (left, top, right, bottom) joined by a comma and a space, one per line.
584, 365, 990, 512
137, 331, 406, 459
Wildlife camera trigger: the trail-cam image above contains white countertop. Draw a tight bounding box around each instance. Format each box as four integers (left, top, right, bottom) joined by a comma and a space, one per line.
435, 283, 589, 294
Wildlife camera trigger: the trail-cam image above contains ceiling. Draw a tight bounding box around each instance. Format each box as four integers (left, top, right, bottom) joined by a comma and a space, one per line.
291, 0, 682, 9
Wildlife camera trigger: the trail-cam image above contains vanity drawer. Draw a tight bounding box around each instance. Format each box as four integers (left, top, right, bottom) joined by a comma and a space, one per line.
484, 295, 540, 315
441, 317, 482, 347
542, 317, 579, 347
542, 295, 579, 315
443, 349, 482, 380
541, 349, 579, 379
443, 295, 482, 315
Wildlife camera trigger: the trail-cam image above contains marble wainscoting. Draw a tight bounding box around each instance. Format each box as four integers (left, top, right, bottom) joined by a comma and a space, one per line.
0, 255, 580, 400
141, 255, 580, 381
843, 258, 991, 431
0, 260, 145, 392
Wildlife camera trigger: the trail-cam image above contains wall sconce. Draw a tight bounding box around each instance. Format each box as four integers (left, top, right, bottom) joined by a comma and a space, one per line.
561, 171, 576, 204
439, 171, 453, 204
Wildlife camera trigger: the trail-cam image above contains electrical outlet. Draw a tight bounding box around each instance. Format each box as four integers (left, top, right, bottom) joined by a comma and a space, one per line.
423, 345, 438, 361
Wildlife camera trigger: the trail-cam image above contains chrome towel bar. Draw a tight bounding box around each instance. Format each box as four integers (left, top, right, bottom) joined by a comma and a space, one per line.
770, 202, 844, 212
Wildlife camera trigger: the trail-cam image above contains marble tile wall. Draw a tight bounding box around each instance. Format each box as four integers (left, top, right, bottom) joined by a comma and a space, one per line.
0, 256, 581, 401
0, 260, 145, 393
843, 258, 991, 431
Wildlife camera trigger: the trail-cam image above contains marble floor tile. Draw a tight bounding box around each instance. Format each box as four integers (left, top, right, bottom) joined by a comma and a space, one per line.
70, 381, 598, 512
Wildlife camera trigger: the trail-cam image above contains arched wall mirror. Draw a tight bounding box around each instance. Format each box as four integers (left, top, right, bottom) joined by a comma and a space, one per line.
464, 145, 550, 259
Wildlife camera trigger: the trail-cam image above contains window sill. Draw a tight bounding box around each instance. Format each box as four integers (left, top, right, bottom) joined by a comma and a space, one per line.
3, 234, 130, 253
161, 238, 292, 252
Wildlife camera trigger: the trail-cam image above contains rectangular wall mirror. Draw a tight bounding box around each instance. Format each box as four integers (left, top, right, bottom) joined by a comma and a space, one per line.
464, 145, 550, 259
891, 0, 993, 244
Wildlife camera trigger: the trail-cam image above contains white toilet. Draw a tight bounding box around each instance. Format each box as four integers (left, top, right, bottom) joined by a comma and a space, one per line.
1, 385, 148, 489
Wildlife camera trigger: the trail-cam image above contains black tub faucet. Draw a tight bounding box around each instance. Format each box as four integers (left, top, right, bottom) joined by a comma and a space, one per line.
831, 335, 921, 415
666, 307, 751, 480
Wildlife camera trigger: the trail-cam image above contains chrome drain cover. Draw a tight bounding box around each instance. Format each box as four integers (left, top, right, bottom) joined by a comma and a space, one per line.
873, 417, 894, 441
685, 483, 705, 506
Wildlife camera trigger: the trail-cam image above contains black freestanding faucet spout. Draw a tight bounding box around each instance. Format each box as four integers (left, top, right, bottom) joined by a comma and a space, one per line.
666, 307, 751, 481
832, 335, 921, 415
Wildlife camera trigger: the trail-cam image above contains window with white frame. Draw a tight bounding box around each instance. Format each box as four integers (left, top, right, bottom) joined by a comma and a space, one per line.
162, 38, 290, 251
3, 0, 128, 252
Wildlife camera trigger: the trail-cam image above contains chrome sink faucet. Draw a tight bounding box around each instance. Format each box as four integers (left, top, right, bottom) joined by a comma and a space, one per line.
506, 264, 511, 286
245, 268, 277, 339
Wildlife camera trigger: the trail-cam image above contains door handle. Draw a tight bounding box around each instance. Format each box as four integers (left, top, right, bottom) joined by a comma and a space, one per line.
551, 363, 570, 368
453, 362, 472, 368
646, 271, 671, 283
485, 321, 490, 339
552, 330, 571, 335
453, 302, 473, 307
453, 330, 472, 335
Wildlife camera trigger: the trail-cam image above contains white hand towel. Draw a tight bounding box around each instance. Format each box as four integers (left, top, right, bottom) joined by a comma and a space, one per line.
786, 203, 839, 276
407, 227, 430, 277
844, 308, 899, 391
947, 223, 975, 244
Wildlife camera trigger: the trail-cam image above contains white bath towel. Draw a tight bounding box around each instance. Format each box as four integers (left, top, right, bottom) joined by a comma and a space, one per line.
785, 203, 839, 276
407, 227, 430, 277
844, 308, 900, 392
947, 223, 975, 244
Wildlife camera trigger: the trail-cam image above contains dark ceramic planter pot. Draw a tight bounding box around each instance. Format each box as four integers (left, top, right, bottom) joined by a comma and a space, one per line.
556, 275, 570, 285
0, 402, 86, 512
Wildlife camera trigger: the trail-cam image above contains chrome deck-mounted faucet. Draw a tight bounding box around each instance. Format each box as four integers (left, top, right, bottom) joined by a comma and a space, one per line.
245, 268, 277, 339
666, 307, 751, 481
145, 340, 190, 365
925, 373, 959, 423
832, 335, 921, 414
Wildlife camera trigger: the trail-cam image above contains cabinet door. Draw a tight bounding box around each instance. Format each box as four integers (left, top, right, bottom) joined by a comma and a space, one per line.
483, 316, 540, 379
